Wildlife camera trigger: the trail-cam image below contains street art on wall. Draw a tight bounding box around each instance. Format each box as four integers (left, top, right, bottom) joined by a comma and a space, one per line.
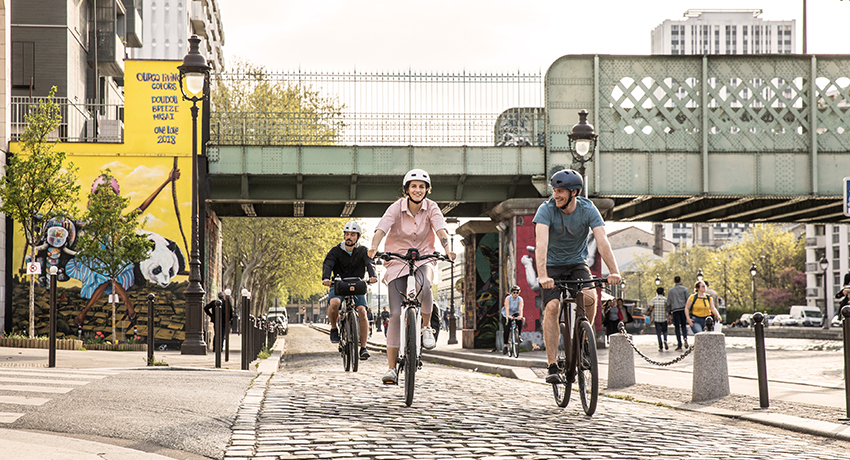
472, 232, 500, 349
8, 60, 197, 344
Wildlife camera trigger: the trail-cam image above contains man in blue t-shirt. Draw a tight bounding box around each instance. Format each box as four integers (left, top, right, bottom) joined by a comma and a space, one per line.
533, 169, 621, 384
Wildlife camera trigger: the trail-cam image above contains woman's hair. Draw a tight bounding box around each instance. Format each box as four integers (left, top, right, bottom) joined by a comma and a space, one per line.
694, 281, 705, 290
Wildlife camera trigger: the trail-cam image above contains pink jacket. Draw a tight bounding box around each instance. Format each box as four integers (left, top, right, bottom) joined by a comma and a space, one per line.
375, 197, 446, 284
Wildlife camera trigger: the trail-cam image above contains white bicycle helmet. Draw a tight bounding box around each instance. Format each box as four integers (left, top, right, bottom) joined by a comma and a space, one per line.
342, 220, 362, 235
403, 169, 431, 189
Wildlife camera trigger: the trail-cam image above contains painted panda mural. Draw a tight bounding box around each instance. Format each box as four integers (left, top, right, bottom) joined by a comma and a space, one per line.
134, 230, 187, 288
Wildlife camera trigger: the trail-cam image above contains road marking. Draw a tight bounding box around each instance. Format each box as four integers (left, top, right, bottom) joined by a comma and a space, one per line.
0, 377, 89, 385
0, 412, 25, 424
0, 370, 116, 379
0, 395, 50, 406
0, 385, 74, 394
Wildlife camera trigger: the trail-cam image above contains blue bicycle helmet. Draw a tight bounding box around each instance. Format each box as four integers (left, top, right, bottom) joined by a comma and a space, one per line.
550, 169, 583, 191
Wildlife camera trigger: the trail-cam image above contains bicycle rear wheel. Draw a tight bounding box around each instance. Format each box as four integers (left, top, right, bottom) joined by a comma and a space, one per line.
509, 327, 519, 358
552, 319, 571, 407
341, 317, 351, 372
349, 310, 360, 372
576, 320, 598, 416
403, 308, 417, 407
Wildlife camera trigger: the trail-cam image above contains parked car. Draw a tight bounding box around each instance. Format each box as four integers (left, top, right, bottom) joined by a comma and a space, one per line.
765, 314, 776, 327
773, 314, 795, 326
272, 313, 288, 335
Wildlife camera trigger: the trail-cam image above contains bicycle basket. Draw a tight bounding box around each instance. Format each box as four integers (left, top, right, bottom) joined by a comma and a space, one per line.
334, 277, 367, 296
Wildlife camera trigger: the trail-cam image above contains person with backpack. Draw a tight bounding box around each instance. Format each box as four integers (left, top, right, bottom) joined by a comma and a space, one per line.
685, 280, 722, 333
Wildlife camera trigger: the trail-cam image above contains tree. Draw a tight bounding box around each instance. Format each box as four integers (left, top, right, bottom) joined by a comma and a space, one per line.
73, 171, 154, 343
212, 58, 346, 145
221, 218, 350, 317
0, 87, 80, 337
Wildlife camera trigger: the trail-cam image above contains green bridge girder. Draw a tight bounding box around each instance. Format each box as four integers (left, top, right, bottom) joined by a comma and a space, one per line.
208, 54, 850, 223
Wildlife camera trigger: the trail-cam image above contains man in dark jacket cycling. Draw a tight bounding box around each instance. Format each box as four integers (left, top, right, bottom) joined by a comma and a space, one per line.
322, 221, 377, 360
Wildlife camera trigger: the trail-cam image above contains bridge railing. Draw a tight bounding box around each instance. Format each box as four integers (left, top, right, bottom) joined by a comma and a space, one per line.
210, 70, 544, 147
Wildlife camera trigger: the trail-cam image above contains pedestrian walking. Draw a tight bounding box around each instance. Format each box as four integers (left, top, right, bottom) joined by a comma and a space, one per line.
380, 306, 390, 336
666, 275, 689, 350
647, 287, 669, 351
602, 298, 630, 337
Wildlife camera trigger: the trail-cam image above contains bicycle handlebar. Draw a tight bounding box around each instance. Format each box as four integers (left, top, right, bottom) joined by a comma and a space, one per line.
375, 250, 452, 263
553, 277, 609, 293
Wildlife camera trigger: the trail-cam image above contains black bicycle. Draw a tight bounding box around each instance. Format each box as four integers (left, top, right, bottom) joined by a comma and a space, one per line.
334, 277, 367, 372
506, 316, 521, 358
551, 278, 607, 415
376, 249, 450, 406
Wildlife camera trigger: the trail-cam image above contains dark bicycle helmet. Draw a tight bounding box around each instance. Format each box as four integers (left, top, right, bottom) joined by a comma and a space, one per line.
550, 169, 583, 191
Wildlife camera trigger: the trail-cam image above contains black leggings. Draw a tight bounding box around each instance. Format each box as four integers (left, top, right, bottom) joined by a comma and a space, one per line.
502, 317, 523, 345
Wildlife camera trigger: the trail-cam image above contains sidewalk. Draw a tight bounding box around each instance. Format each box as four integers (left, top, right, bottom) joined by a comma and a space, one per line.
0, 331, 283, 460
313, 322, 850, 442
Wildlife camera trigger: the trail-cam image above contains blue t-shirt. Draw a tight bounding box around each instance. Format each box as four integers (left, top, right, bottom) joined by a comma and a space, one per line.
532, 196, 604, 266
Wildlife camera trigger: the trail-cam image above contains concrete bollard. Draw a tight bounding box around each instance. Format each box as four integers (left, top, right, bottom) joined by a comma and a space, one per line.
607, 334, 635, 389
692, 331, 730, 402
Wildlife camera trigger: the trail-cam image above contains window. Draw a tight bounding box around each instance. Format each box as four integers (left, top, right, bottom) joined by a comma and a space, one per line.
11, 42, 35, 88
743, 26, 749, 55
815, 225, 826, 236
714, 26, 720, 54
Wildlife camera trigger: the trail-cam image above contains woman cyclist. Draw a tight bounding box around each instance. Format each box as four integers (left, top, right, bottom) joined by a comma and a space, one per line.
502, 285, 525, 354
367, 168, 456, 384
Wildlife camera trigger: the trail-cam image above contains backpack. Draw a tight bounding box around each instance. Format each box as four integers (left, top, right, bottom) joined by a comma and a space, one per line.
688, 294, 711, 314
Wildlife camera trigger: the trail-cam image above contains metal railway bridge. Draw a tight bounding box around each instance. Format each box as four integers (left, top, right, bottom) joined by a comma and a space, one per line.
207, 54, 850, 223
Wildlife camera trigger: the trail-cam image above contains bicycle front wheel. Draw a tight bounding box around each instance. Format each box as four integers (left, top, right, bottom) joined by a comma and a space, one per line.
577, 320, 598, 416
341, 318, 351, 372
509, 327, 519, 358
349, 310, 360, 372
553, 320, 570, 407
403, 308, 417, 407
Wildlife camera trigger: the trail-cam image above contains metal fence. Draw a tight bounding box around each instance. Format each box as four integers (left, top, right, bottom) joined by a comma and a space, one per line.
211, 70, 544, 146
11, 96, 124, 143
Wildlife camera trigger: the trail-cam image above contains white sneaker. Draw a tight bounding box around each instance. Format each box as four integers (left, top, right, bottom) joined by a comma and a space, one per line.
382, 368, 398, 384
422, 327, 436, 350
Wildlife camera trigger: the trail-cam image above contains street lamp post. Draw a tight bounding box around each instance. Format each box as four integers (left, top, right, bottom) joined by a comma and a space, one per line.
697, 269, 704, 283
821, 256, 830, 330
224, 288, 231, 361
567, 110, 599, 198
620, 279, 626, 298
750, 262, 758, 313
48, 265, 58, 368
446, 217, 460, 345
178, 35, 211, 355
655, 275, 661, 287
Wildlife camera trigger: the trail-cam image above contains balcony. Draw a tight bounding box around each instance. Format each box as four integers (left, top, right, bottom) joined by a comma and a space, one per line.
806, 288, 819, 298
12, 97, 124, 143
805, 235, 824, 247
190, 1, 208, 37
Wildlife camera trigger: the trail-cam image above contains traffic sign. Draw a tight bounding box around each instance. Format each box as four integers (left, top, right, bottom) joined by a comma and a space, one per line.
26, 262, 41, 275
844, 177, 850, 217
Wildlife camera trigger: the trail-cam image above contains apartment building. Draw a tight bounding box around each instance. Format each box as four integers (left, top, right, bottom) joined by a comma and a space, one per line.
651, 9, 795, 55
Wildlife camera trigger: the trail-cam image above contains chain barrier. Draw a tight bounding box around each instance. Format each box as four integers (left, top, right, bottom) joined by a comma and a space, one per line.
616, 322, 695, 366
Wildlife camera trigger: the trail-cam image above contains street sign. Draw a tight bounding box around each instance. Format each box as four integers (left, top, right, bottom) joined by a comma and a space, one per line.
844, 177, 850, 217
26, 262, 41, 275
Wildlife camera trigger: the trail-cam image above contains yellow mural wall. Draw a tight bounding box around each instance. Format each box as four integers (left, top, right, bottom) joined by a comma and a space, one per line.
7, 60, 202, 342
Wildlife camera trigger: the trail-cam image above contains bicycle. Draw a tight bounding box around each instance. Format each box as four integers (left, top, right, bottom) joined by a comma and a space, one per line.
551, 277, 608, 416
506, 316, 521, 358
375, 249, 450, 406
334, 276, 368, 372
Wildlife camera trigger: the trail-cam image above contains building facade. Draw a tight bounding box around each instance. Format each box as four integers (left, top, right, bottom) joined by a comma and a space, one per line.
651, 9, 795, 56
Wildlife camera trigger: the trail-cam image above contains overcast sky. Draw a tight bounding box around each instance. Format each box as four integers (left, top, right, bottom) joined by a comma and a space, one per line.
217, 1, 847, 72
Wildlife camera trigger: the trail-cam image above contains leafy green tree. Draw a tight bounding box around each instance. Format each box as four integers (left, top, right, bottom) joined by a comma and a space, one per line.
212, 58, 345, 145
222, 218, 351, 317
73, 171, 153, 342
0, 87, 80, 337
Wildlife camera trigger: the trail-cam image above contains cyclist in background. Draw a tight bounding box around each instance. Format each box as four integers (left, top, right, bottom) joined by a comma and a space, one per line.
368, 169, 456, 384
322, 221, 377, 361
534, 169, 621, 384
502, 285, 525, 354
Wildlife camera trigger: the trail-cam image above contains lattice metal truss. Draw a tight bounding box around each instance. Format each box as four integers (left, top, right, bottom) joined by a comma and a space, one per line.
211, 70, 544, 147
594, 55, 850, 154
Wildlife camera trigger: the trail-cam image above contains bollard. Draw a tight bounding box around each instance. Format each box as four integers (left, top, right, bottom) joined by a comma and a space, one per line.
692, 330, 730, 402
842, 306, 850, 421
607, 333, 635, 389
48, 269, 57, 368
752, 312, 769, 409
214, 299, 222, 369
224, 295, 231, 362
147, 294, 155, 365
241, 294, 250, 370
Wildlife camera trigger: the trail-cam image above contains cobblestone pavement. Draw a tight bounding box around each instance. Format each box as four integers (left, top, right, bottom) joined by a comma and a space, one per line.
225, 326, 850, 460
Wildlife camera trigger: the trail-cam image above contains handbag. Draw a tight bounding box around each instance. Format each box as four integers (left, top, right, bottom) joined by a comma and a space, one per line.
334, 277, 367, 296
